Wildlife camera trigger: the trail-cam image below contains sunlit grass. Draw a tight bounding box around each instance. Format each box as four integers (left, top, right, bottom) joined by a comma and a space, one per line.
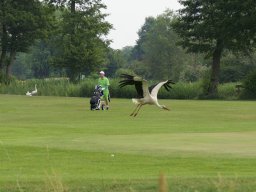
0, 95, 256, 191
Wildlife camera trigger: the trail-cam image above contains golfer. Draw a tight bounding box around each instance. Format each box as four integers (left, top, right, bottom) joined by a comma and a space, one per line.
98, 71, 110, 110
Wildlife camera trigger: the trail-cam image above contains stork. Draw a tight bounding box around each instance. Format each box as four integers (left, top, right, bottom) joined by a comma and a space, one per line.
31, 84, 37, 95
119, 74, 175, 117
26, 91, 32, 96
26, 84, 37, 96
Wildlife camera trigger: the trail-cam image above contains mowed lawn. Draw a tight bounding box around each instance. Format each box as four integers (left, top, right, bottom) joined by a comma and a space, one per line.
0, 94, 256, 192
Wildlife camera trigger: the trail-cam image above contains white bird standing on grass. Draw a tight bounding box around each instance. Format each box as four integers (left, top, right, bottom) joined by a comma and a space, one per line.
119, 74, 175, 117
25, 84, 37, 96
26, 91, 32, 96
31, 84, 37, 95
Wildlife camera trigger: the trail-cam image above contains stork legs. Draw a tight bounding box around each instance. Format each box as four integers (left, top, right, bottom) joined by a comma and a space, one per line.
130, 104, 139, 116
130, 104, 143, 117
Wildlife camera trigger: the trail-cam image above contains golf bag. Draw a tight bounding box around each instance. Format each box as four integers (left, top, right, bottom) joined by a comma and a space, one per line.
90, 85, 103, 110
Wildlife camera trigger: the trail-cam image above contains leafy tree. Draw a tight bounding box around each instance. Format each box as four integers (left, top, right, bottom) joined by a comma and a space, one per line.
145, 11, 186, 80
132, 17, 155, 61
129, 60, 150, 78
30, 41, 53, 78
241, 70, 256, 99
12, 40, 59, 79
120, 46, 134, 65
179, 53, 209, 82
220, 52, 256, 83
50, 0, 112, 82
132, 11, 187, 80
173, 0, 256, 96
11, 53, 33, 80
105, 48, 126, 77
0, 0, 53, 82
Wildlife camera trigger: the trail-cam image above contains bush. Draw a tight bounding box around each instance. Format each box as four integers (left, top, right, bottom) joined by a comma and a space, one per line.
241, 70, 256, 99
0, 72, 16, 85
158, 82, 202, 99
198, 71, 238, 100
0, 78, 241, 100
198, 70, 217, 99
218, 83, 237, 100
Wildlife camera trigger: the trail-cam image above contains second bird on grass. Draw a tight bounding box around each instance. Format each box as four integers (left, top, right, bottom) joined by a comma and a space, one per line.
26, 84, 37, 96
119, 74, 175, 117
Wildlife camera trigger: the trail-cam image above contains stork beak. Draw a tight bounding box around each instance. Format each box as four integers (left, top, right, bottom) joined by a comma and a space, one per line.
162, 106, 170, 111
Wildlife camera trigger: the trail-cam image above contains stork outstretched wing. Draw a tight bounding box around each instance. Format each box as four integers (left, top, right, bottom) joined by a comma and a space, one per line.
149, 80, 175, 98
119, 74, 150, 98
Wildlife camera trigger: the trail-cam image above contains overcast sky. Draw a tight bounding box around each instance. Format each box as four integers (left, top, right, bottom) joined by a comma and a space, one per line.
101, 0, 181, 49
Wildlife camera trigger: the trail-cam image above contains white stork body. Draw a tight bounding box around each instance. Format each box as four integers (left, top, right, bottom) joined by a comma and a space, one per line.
26, 84, 37, 96
119, 74, 174, 117
31, 84, 37, 95
26, 91, 32, 96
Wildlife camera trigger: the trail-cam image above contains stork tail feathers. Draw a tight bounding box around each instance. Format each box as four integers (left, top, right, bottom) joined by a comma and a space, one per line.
132, 98, 139, 105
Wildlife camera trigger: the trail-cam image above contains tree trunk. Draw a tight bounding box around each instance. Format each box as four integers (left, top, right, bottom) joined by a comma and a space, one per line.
6, 50, 16, 78
70, 0, 76, 40
0, 50, 6, 72
207, 40, 223, 96
0, 24, 7, 72
71, 0, 75, 13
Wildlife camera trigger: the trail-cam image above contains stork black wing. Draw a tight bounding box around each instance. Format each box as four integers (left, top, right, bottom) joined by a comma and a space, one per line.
134, 82, 143, 98
119, 74, 135, 88
119, 74, 144, 98
163, 80, 175, 91
148, 80, 175, 94
148, 83, 157, 94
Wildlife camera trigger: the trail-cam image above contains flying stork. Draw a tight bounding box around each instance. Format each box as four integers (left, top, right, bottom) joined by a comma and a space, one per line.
119, 74, 175, 117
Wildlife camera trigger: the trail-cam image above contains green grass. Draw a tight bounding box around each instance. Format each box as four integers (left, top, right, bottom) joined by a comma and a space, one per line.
0, 94, 256, 191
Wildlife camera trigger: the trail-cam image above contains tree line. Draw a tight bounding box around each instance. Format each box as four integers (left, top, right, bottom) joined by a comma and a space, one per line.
0, 0, 111, 83
1, 0, 256, 97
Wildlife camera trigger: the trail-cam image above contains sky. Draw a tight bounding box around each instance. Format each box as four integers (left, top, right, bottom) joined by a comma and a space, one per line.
101, 0, 181, 49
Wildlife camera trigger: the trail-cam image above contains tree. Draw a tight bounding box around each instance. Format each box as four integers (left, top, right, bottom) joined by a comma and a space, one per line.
220, 52, 256, 83
173, 0, 256, 96
132, 17, 155, 61
144, 11, 186, 80
132, 11, 187, 80
30, 40, 53, 78
0, 0, 53, 81
50, 0, 112, 82
105, 48, 126, 77
11, 52, 33, 80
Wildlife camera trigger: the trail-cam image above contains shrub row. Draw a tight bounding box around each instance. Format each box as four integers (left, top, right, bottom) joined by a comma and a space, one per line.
0, 78, 244, 100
